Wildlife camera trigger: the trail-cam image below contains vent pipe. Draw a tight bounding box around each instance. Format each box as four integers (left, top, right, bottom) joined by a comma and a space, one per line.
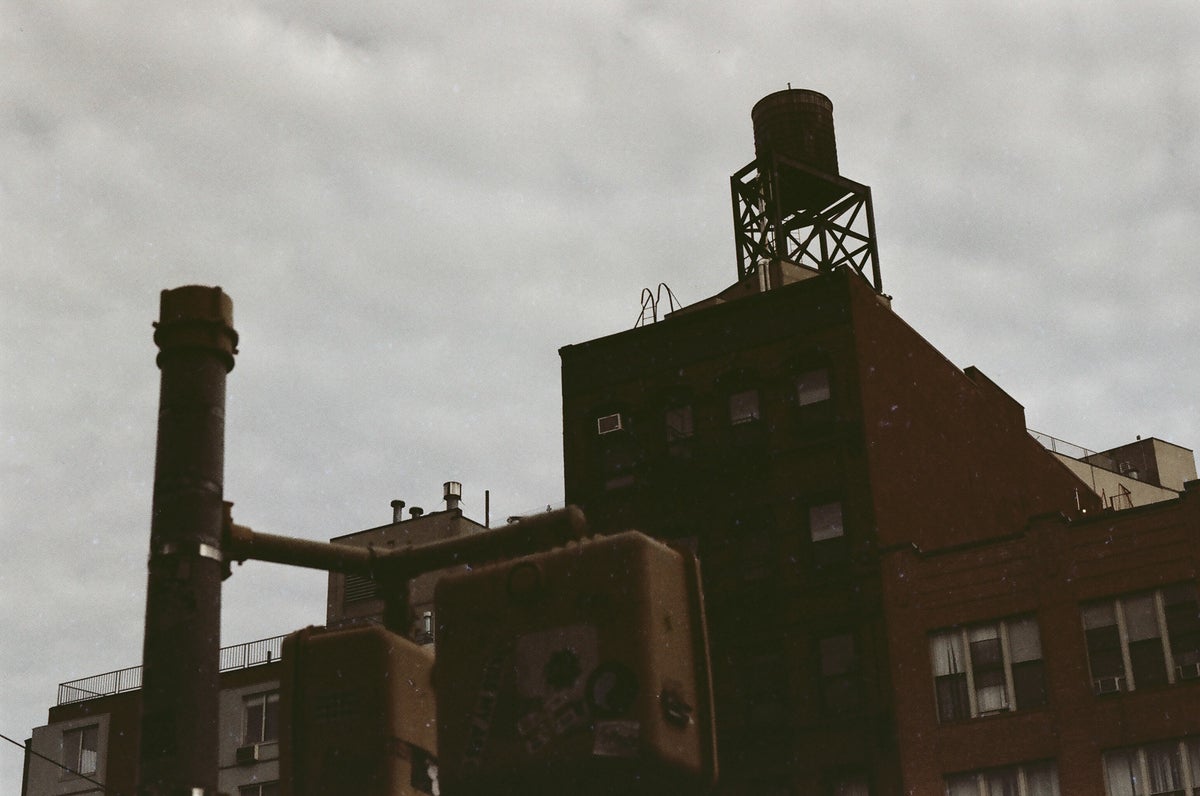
444, 481, 462, 511
391, 499, 406, 524
410, 507, 424, 519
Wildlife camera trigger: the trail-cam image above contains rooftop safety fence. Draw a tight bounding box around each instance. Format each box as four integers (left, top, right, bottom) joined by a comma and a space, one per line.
57, 634, 286, 706
1029, 429, 1120, 473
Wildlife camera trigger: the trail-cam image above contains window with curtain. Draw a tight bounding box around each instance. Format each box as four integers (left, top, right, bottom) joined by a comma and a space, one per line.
62, 724, 99, 777
1103, 737, 1200, 795
930, 616, 1046, 723
1083, 583, 1200, 695
945, 761, 1060, 796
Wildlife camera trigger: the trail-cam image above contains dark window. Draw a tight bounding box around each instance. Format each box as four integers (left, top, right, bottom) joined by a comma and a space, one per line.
729, 389, 760, 425
1083, 584, 1200, 694
795, 367, 831, 406
244, 691, 280, 744
820, 633, 861, 714
1165, 583, 1200, 678
1125, 593, 1167, 689
809, 501, 847, 572
830, 774, 870, 796
665, 404, 694, 458
742, 651, 790, 727
597, 416, 639, 490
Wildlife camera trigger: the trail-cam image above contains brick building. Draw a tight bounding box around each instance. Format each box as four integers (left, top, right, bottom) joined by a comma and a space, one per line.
557, 90, 1199, 794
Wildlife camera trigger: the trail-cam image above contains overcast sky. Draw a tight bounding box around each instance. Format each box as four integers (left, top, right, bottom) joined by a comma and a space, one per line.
2, 1, 1197, 789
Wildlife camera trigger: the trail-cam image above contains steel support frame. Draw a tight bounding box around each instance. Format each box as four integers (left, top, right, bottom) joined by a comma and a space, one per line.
730, 155, 882, 294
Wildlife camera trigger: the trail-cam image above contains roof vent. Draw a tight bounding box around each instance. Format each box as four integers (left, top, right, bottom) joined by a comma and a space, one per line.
444, 481, 462, 511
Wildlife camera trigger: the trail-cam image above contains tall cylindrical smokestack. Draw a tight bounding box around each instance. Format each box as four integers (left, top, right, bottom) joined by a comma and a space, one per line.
138, 286, 237, 795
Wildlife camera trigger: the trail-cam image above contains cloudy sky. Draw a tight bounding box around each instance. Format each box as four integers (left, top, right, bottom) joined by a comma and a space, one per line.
2, 0, 1197, 788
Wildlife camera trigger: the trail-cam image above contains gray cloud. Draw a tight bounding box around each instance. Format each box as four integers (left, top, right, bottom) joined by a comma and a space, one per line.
3, 1, 1197, 788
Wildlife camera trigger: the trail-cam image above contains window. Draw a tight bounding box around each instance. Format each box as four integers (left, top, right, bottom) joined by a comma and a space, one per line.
665, 404, 693, 441
244, 691, 280, 745
945, 761, 1060, 796
795, 367, 831, 406
809, 502, 844, 542
239, 784, 280, 796
820, 633, 862, 714
1083, 583, 1200, 694
596, 413, 638, 490
930, 615, 1046, 723
831, 775, 870, 796
63, 724, 98, 776
665, 403, 694, 458
809, 501, 847, 572
1103, 737, 1200, 795
729, 389, 760, 425
741, 651, 790, 727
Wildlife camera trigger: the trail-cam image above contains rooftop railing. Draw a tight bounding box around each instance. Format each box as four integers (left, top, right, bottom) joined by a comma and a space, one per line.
57, 634, 286, 706
1029, 429, 1119, 474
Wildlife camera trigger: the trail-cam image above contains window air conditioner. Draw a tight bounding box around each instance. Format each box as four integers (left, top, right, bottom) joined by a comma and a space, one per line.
235, 744, 260, 765
597, 413, 623, 435
1176, 662, 1200, 681
1093, 676, 1125, 695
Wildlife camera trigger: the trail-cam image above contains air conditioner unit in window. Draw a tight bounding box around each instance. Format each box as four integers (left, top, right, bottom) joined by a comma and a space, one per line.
235, 744, 260, 765
597, 413, 623, 435
1176, 662, 1200, 681
1093, 676, 1125, 695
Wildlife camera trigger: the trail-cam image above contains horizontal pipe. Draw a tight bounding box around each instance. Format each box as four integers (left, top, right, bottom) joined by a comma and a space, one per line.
226, 522, 375, 575
225, 506, 589, 583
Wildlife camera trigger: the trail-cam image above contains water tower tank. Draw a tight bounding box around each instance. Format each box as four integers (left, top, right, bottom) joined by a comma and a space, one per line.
752, 89, 839, 175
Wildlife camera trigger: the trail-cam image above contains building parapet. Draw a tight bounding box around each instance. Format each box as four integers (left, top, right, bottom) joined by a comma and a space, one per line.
56, 634, 285, 706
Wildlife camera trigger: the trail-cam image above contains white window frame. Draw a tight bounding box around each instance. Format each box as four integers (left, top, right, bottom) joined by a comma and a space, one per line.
1083, 584, 1199, 694
930, 616, 1044, 722
597, 412, 624, 435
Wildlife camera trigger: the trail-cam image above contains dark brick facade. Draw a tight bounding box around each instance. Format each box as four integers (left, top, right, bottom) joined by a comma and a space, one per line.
560, 266, 1194, 794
